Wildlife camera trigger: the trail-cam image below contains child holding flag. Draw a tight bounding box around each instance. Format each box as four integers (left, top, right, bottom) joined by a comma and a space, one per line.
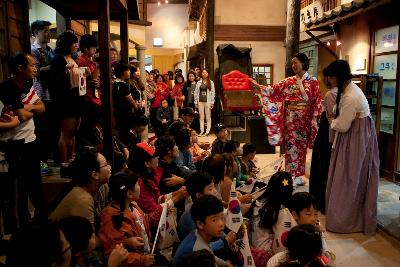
99, 169, 163, 267
248, 171, 297, 255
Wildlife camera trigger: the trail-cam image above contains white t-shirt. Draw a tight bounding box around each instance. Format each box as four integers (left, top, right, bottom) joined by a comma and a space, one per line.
0, 86, 38, 143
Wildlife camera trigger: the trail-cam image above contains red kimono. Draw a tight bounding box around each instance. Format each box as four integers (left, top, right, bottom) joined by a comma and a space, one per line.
260, 73, 322, 177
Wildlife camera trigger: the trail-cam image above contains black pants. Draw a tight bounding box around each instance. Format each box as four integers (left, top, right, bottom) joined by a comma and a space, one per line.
34, 100, 60, 163
7, 141, 47, 227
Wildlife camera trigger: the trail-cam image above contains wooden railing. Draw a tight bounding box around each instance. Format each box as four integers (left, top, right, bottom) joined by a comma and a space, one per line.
301, 0, 340, 12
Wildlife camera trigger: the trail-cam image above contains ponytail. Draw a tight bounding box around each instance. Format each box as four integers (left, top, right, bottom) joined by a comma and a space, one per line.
324, 60, 353, 118
109, 169, 138, 230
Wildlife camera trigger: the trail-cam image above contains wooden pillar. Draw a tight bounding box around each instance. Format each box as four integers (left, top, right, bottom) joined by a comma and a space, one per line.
205, 0, 215, 80
120, 10, 129, 64
98, 0, 114, 164
285, 0, 300, 77
56, 12, 68, 35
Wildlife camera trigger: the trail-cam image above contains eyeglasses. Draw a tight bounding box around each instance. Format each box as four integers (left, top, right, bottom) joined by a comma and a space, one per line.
100, 161, 110, 168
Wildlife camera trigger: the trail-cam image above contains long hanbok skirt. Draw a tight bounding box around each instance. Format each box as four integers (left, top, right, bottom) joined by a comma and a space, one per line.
309, 112, 331, 214
325, 116, 379, 234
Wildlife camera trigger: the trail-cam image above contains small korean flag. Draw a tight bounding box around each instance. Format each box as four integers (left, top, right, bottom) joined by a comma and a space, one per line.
225, 179, 243, 233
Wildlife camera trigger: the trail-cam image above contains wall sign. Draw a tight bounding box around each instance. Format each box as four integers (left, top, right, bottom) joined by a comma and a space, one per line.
375, 25, 399, 54
300, 1, 324, 31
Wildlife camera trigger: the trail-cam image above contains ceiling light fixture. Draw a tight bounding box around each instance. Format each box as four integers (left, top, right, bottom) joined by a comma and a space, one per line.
157, 1, 161, 5
165, 0, 169, 3
336, 40, 342, 46
327, 41, 330, 46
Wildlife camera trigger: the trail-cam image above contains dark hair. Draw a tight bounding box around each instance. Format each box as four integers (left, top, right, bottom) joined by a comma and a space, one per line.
79, 34, 98, 52
9, 52, 30, 74
175, 128, 192, 151
278, 224, 323, 267
68, 147, 100, 186
167, 121, 185, 139
187, 71, 196, 81
185, 172, 215, 200
201, 68, 211, 90
222, 153, 235, 175
128, 114, 149, 129
168, 70, 174, 80
7, 221, 64, 267
223, 140, 238, 154
55, 31, 78, 55
191, 195, 223, 225
155, 135, 176, 159
109, 169, 139, 229
184, 249, 216, 267
202, 154, 225, 184
113, 62, 130, 78
31, 20, 51, 35
130, 65, 138, 76
324, 60, 353, 118
174, 73, 185, 84
156, 74, 165, 83
293, 53, 310, 71
258, 171, 293, 229
58, 216, 93, 254
289, 192, 318, 215
242, 143, 256, 157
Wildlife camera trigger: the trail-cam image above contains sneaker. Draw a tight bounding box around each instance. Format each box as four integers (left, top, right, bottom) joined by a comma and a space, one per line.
293, 176, 305, 186
40, 161, 52, 176
199, 131, 205, 137
203, 131, 210, 136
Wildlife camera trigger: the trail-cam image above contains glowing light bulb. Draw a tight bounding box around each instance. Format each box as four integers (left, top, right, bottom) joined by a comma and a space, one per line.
157, 1, 161, 5
336, 40, 342, 46
327, 41, 330, 46
165, 0, 169, 3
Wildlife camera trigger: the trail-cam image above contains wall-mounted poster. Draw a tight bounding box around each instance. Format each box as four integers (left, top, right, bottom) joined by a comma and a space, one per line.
375, 25, 399, 54
374, 54, 397, 80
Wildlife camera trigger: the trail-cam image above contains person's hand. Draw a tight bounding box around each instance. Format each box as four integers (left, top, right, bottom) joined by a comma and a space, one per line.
172, 186, 188, 203
65, 63, 74, 70
123, 236, 144, 250
123, 147, 129, 160
0, 113, 20, 126
238, 193, 252, 204
224, 231, 237, 247
201, 151, 210, 158
165, 175, 185, 187
91, 78, 100, 88
108, 243, 128, 267
143, 254, 155, 266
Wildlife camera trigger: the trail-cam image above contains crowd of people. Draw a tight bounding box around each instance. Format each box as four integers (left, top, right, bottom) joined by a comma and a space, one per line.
0, 19, 380, 267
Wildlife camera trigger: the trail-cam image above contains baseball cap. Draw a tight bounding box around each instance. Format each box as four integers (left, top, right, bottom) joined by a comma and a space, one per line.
214, 123, 227, 134
135, 142, 158, 157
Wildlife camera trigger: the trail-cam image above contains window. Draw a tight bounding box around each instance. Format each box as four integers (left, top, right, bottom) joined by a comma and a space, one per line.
252, 64, 273, 86
373, 25, 399, 134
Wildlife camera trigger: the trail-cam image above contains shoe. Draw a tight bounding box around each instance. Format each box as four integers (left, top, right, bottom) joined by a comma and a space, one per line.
40, 161, 52, 176
203, 131, 210, 136
199, 131, 205, 137
293, 176, 305, 186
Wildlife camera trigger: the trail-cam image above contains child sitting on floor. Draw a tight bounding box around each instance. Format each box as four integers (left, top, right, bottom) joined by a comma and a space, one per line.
211, 123, 229, 154
173, 195, 233, 267
266, 224, 325, 267
289, 192, 335, 265
240, 143, 259, 176
99, 169, 163, 267
248, 171, 297, 256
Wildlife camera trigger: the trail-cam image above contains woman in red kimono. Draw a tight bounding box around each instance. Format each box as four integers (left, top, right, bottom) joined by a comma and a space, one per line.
252, 53, 322, 186
172, 73, 185, 109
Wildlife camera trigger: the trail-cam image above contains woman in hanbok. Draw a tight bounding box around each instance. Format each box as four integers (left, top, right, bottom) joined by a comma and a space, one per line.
324, 60, 379, 235
309, 68, 337, 213
252, 53, 322, 186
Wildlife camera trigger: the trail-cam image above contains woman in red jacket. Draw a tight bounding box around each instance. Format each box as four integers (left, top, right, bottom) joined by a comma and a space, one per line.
150, 74, 169, 129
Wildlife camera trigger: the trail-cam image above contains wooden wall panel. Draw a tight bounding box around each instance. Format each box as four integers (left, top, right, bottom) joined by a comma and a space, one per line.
214, 25, 286, 42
